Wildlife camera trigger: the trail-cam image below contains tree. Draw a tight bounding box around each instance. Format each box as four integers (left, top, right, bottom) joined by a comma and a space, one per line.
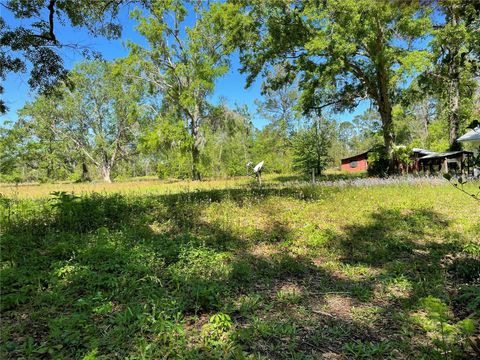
139, 102, 255, 179
204, 103, 254, 177
0, 0, 134, 113
409, 96, 437, 148
255, 66, 300, 136
251, 126, 293, 174
328, 120, 354, 165
213, 0, 431, 169
15, 115, 76, 181
140, 115, 193, 179
424, 0, 480, 150
0, 117, 76, 182
254, 66, 300, 170
128, 1, 229, 180
0, 123, 28, 182
19, 60, 145, 182
350, 108, 383, 152
292, 116, 332, 177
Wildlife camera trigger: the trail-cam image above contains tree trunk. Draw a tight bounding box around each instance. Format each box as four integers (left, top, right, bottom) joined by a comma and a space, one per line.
447, 68, 461, 150
47, 138, 53, 179
191, 110, 201, 181
192, 141, 201, 180
80, 161, 91, 182
375, 57, 395, 173
373, 21, 395, 174
315, 118, 322, 176
419, 99, 431, 147
379, 106, 394, 155
378, 100, 395, 174
316, 160, 322, 177
101, 164, 112, 183
376, 62, 395, 166
217, 144, 223, 177
46, 162, 52, 180
446, 6, 462, 151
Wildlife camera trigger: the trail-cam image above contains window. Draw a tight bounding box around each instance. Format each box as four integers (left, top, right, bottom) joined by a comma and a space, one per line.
349, 161, 358, 168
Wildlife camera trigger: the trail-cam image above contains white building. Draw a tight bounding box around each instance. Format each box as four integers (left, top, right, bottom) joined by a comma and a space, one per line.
458, 126, 480, 148
458, 126, 480, 177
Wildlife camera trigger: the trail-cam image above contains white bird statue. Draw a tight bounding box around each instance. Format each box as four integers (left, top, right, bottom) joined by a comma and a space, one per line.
253, 161, 264, 174
246, 160, 264, 184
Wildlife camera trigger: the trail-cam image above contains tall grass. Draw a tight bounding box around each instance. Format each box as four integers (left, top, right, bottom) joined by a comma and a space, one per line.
1, 179, 479, 358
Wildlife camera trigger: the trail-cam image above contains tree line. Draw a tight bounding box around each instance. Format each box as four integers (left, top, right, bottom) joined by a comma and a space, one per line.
1, 0, 479, 182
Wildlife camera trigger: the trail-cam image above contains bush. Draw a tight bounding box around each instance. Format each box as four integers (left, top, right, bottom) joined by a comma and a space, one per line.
367, 146, 390, 177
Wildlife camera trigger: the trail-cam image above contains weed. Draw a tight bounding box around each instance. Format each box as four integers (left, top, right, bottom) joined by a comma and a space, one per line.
412, 296, 477, 358
342, 340, 392, 359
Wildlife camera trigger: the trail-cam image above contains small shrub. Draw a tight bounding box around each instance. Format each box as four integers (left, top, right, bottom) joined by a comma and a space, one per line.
412, 296, 477, 357
231, 259, 255, 284
201, 313, 235, 354
168, 246, 232, 311
457, 285, 480, 314
236, 294, 262, 317
272, 254, 311, 277
367, 146, 390, 177
450, 256, 480, 282
276, 287, 302, 305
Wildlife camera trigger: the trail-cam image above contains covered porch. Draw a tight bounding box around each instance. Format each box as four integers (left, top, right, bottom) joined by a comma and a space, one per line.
418, 151, 474, 176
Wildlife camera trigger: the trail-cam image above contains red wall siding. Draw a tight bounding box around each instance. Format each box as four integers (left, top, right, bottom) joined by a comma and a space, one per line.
341, 158, 368, 172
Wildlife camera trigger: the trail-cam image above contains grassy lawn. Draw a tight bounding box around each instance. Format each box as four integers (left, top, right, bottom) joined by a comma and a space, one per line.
1, 178, 479, 358
0, 172, 365, 199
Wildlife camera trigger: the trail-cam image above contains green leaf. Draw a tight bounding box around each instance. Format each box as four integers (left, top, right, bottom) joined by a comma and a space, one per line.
457, 319, 476, 336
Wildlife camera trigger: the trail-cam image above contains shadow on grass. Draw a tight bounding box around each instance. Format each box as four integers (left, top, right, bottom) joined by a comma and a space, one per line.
269, 174, 307, 183
0, 188, 477, 358
269, 172, 367, 184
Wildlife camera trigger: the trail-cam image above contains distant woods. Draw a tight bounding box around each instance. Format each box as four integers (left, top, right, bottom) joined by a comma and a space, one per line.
1, 0, 479, 182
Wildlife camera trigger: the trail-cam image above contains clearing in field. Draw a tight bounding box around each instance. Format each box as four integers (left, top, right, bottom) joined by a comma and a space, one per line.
1, 178, 479, 359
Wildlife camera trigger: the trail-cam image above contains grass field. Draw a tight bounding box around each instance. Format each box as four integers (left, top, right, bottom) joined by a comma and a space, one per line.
1, 176, 479, 359
0, 172, 364, 199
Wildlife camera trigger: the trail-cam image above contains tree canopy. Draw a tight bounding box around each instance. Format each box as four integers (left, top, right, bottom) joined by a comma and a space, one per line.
1, 0, 479, 183
18, 60, 146, 182
213, 0, 434, 164
127, 0, 230, 179
0, 0, 138, 113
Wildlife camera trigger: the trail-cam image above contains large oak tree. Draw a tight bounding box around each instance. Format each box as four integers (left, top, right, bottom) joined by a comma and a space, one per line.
213, 0, 431, 167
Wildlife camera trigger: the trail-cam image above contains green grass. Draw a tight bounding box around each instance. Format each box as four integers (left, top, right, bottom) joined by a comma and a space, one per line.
1, 179, 479, 359
0, 171, 364, 199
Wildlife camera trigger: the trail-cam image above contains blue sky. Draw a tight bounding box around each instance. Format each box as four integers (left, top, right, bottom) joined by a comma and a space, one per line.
0, 4, 369, 129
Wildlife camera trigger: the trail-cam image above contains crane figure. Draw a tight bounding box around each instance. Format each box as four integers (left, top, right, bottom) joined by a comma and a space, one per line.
247, 161, 264, 185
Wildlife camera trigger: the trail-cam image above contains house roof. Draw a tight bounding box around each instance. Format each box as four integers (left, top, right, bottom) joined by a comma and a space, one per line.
458, 127, 480, 143
341, 150, 370, 162
419, 150, 473, 160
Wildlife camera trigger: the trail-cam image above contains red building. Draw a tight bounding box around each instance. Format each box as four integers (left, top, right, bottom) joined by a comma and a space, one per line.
340, 151, 369, 172
340, 147, 474, 175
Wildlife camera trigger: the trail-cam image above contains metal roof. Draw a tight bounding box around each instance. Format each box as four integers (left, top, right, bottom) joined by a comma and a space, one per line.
458, 127, 480, 143
419, 150, 472, 160
412, 148, 434, 155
